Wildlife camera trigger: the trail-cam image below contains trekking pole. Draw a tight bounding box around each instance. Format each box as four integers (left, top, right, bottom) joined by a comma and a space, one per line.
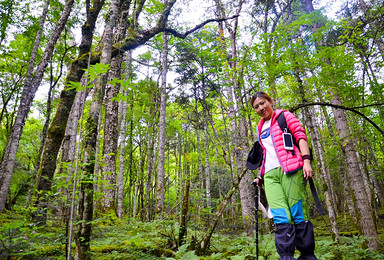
252, 182, 259, 260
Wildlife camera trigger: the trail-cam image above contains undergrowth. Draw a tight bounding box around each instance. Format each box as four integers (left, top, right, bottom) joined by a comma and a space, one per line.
1, 210, 383, 259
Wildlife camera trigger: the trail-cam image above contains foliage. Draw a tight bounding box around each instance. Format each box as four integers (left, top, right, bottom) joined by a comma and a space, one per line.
1, 0, 384, 258
1, 213, 384, 259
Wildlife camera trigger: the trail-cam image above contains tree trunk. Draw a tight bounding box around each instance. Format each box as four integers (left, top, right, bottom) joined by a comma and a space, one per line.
204, 121, 212, 210
293, 69, 340, 242
126, 94, 136, 218
0, 0, 74, 212
99, 0, 124, 213
116, 93, 127, 220
75, 70, 104, 260
117, 51, 132, 219
32, 0, 104, 222
75, 152, 94, 260
145, 115, 156, 221
156, 32, 169, 216
194, 90, 204, 217
317, 88, 339, 209
57, 89, 88, 219
65, 87, 89, 259
178, 166, 190, 246
367, 145, 384, 206
75, 0, 121, 255
331, 94, 380, 249
27, 70, 57, 207
309, 106, 340, 242
145, 87, 159, 221
214, 0, 254, 235
343, 164, 358, 227
133, 175, 139, 217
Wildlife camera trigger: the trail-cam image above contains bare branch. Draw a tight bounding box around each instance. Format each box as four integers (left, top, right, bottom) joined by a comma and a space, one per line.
290, 102, 384, 137
351, 103, 384, 109
164, 15, 240, 39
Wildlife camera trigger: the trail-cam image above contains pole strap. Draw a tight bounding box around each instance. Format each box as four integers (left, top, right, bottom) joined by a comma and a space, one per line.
309, 178, 324, 215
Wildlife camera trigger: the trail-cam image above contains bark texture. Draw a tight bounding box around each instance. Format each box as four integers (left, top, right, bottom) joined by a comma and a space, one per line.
331, 95, 379, 249
117, 51, 132, 219
156, 31, 169, 216
100, 0, 123, 212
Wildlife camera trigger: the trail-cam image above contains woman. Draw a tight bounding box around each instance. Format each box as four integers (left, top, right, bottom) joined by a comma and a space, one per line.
251, 91, 317, 260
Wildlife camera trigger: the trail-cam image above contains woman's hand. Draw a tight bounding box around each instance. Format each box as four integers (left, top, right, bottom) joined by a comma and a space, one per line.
253, 177, 263, 186
298, 139, 313, 180
302, 160, 312, 180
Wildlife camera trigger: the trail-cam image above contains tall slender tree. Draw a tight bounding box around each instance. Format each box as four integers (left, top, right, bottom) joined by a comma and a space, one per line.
214, 0, 256, 235
156, 31, 169, 216
99, 0, 122, 213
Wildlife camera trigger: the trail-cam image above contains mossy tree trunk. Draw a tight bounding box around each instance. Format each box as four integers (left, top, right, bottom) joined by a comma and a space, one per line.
75, 0, 121, 256
33, 0, 105, 224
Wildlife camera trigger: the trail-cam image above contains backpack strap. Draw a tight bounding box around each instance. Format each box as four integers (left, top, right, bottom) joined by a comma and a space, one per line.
276, 111, 298, 148
277, 111, 313, 159
277, 112, 297, 156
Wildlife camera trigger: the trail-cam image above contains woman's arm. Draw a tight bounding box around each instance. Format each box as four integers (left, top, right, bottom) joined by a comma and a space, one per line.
299, 139, 312, 180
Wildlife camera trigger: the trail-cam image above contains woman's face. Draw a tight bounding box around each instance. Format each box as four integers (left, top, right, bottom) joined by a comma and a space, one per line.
252, 97, 274, 120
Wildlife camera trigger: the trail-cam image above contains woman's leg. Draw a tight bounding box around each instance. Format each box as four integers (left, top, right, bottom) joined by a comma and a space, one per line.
283, 170, 317, 260
264, 168, 296, 259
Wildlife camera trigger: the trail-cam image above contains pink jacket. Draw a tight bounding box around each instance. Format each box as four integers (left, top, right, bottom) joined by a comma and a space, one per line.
256, 109, 307, 176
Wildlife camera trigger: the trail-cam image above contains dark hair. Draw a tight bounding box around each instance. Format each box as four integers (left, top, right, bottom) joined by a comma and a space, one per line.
250, 91, 273, 107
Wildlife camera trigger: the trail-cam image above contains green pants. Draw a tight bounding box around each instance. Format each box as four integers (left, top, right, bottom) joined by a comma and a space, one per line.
264, 167, 309, 225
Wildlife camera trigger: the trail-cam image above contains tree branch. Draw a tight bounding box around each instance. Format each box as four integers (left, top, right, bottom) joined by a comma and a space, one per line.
290, 102, 384, 137
164, 15, 240, 39
102, 4, 239, 64
351, 103, 384, 109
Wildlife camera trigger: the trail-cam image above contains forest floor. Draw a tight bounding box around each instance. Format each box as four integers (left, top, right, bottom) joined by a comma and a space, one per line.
1, 208, 384, 259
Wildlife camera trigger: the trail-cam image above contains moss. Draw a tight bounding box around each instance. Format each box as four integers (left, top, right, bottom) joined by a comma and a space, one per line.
221, 249, 240, 258
91, 241, 175, 258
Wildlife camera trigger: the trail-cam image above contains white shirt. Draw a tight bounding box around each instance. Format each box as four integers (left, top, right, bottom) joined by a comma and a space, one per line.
260, 119, 280, 173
